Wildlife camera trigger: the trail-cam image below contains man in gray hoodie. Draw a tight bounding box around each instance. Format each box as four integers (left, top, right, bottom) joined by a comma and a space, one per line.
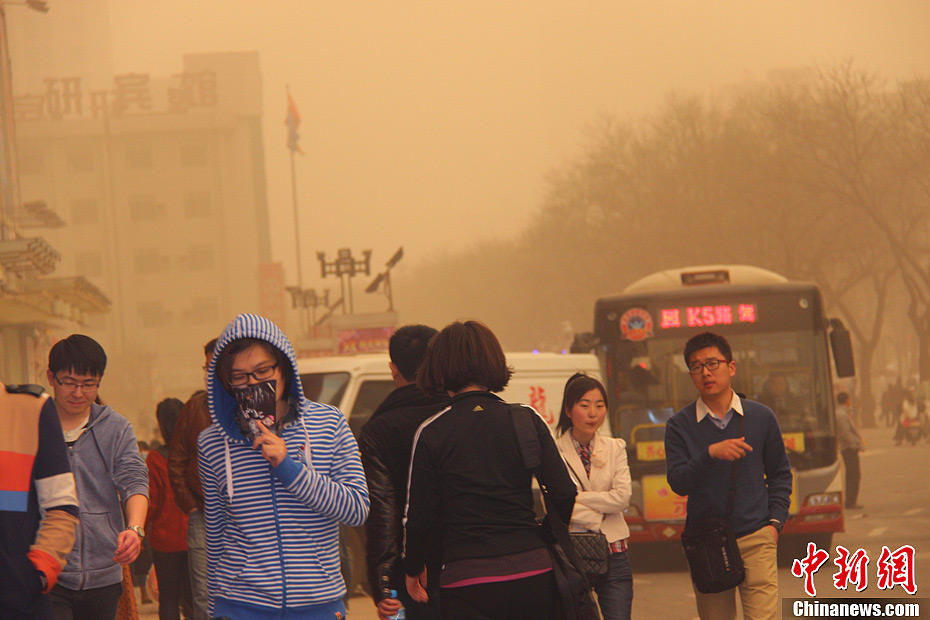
46, 335, 149, 620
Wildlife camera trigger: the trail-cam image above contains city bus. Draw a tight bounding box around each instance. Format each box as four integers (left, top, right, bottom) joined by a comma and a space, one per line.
587, 265, 855, 557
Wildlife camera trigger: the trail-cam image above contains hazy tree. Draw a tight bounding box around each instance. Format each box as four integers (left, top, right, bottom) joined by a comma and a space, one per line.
757, 64, 930, 405
401, 62, 926, 416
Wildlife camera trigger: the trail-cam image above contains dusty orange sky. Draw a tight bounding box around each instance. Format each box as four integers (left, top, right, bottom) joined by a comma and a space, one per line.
102, 1, 930, 289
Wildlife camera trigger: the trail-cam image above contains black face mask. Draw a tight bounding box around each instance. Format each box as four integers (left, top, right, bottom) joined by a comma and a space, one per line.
231, 379, 277, 441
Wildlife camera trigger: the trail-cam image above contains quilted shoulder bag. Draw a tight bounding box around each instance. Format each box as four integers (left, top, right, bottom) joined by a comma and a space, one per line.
563, 455, 610, 585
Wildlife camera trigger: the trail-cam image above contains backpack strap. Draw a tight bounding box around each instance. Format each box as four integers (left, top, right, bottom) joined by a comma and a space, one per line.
5, 384, 46, 397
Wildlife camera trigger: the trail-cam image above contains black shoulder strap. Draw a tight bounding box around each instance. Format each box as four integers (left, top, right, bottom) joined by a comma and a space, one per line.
726, 409, 746, 521
511, 404, 541, 470
510, 404, 593, 586
5, 384, 46, 398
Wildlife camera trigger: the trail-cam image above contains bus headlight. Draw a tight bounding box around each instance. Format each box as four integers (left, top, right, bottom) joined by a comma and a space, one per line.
805, 493, 841, 507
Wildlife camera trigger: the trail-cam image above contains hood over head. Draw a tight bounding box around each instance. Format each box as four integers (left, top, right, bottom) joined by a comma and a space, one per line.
207, 314, 305, 443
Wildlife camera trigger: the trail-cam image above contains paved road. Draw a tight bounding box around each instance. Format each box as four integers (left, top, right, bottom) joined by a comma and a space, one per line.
140, 425, 928, 619
627, 424, 930, 619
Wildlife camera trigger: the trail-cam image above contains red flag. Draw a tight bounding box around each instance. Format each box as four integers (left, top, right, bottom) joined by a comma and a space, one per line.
285, 92, 303, 154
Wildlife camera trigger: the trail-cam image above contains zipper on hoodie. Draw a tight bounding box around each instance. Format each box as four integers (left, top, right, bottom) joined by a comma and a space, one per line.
66, 442, 87, 591
269, 448, 289, 609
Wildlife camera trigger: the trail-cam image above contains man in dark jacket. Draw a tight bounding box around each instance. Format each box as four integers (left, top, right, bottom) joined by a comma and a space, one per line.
665, 332, 791, 620
167, 338, 216, 620
359, 325, 448, 620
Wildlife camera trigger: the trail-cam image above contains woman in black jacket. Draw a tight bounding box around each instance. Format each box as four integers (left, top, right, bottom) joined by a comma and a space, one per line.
403, 320, 576, 620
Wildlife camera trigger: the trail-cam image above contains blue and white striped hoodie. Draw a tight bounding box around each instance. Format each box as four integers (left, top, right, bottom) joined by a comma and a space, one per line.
198, 314, 369, 619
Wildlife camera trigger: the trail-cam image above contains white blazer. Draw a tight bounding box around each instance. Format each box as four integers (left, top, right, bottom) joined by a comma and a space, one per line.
556, 431, 632, 544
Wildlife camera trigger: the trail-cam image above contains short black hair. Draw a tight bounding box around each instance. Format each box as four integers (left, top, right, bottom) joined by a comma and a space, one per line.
389, 325, 438, 382
48, 334, 107, 377
683, 332, 733, 367
418, 321, 513, 395
204, 338, 218, 357
156, 397, 185, 444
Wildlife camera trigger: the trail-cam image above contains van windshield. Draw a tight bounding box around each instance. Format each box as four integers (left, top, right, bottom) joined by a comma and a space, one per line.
300, 372, 350, 406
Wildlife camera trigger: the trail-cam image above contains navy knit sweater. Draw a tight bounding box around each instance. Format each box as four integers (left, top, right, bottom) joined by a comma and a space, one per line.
664, 398, 792, 537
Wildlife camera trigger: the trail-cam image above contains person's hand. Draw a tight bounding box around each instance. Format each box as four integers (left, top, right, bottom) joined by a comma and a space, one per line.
406, 568, 429, 604
113, 528, 142, 565
252, 421, 287, 467
766, 524, 779, 542
376, 596, 403, 620
708, 437, 753, 461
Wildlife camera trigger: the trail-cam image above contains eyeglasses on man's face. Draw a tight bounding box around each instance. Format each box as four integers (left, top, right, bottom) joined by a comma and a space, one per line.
229, 363, 278, 386
688, 359, 728, 375
52, 375, 100, 391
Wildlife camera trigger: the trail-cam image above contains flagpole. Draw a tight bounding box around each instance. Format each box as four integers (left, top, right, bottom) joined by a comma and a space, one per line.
288, 86, 303, 289
291, 145, 303, 289
286, 86, 309, 338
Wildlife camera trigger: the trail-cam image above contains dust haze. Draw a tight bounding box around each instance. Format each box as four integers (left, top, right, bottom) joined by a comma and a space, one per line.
6, 1, 930, 425
104, 2, 930, 275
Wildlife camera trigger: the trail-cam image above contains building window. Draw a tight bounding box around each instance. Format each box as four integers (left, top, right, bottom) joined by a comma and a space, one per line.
125, 144, 152, 169
180, 143, 208, 167
138, 301, 172, 328
71, 198, 99, 225
67, 148, 95, 173
183, 190, 212, 219
74, 251, 103, 278
186, 298, 219, 324
134, 247, 169, 275
185, 244, 215, 270
129, 195, 165, 222
19, 146, 45, 175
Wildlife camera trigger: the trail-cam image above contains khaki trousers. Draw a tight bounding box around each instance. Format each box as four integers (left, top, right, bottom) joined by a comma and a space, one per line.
694, 525, 779, 620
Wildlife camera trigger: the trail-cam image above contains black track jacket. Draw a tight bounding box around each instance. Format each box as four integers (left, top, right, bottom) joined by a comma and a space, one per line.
358, 384, 449, 602
403, 391, 576, 577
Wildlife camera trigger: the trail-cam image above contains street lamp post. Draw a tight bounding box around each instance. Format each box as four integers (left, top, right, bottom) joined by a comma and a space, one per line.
285, 287, 330, 327
365, 247, 403, 311
316, 248, 371, 315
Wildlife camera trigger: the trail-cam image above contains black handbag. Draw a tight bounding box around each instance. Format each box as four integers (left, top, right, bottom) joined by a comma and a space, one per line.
569, 532, 610, 585
562, 458, 610, 585
547, 537, 601, 620
680, 414, 746, 594
510, 405, 600, 620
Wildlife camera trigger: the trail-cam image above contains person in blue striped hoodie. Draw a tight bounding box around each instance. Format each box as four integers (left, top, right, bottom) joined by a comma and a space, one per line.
198, 314, 369, 620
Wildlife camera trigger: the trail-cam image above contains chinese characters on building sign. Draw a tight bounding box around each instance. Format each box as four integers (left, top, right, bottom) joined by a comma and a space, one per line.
659, 304, 757, 329
13, 71, 218, 122
791, 542, 917, 597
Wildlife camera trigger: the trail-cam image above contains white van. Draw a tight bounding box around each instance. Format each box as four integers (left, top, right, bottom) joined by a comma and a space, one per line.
296, 351, 603, 435
296, 351, 603, 595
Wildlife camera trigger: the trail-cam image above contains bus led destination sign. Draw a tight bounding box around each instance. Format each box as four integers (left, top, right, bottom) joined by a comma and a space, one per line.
659, 303, 757, 329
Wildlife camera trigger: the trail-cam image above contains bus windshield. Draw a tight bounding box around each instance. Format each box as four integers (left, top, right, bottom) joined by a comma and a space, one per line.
606, 329, 835, 471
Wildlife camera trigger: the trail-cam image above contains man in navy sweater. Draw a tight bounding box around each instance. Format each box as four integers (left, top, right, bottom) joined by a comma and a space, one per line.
665, 332, 792, 620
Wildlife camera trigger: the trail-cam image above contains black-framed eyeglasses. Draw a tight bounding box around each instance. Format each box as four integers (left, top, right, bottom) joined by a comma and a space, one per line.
229, 363, 278, 386
52, 375, 100, 391
688, 359, 727, 375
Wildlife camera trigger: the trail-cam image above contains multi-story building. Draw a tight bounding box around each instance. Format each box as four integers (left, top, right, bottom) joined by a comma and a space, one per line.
15, 51, 279, 432
1, 4, 109, 385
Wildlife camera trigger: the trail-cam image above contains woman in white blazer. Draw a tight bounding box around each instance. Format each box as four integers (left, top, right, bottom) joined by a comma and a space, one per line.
556, 373, 633, 620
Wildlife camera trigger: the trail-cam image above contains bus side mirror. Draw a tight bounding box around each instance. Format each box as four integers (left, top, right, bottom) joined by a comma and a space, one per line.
571, 332, 599, 354
829, 319, 856, 378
